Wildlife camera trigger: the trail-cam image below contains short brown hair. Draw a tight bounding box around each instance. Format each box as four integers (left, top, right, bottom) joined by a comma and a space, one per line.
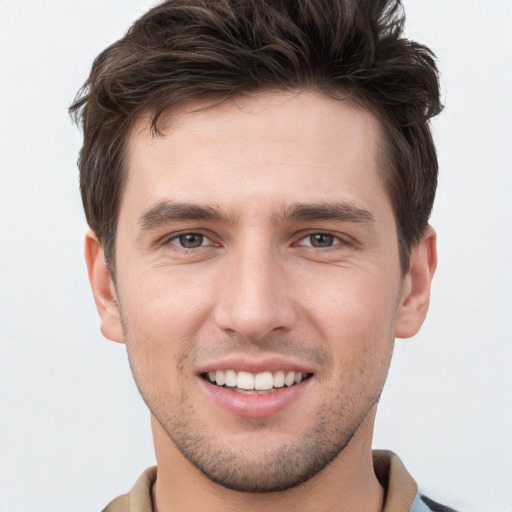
70, 0, 442, 272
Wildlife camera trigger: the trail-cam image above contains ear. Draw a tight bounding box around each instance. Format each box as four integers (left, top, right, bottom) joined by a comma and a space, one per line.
395, 226, 437, 339
84, 230, 124, 343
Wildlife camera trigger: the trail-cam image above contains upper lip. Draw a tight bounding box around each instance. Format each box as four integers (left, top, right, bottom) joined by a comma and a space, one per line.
197, 355, 315, 376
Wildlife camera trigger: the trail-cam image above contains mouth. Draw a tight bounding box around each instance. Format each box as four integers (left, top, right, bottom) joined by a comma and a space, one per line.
202, 370, 313, 395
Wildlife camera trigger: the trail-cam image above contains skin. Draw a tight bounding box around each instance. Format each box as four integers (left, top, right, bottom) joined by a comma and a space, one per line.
85, 91, 437, 512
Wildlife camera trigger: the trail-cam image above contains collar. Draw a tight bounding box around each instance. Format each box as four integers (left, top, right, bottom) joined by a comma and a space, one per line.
103, 450, 420, 512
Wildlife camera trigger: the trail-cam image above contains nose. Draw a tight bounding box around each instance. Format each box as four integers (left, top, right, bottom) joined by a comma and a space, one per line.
214, 243, 298, 341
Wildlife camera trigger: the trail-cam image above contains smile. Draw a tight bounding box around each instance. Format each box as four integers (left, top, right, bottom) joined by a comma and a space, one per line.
204, 370, 312, 394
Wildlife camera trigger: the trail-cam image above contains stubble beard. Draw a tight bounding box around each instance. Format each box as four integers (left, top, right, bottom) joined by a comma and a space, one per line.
155, 404, 364, 493
121, 316, 389, 493
141, 374, 382, 493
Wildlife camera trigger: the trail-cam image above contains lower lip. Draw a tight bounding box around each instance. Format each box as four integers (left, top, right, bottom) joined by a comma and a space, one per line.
198, 377, 311, 418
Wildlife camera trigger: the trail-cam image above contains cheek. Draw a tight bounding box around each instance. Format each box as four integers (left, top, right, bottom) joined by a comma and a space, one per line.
300, 269, 398, 371
118, 268, 217, 395
122, 265, 216, 339
304, 266, 399, 328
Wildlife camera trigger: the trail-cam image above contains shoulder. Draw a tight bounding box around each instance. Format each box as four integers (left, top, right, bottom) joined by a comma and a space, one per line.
101, 467, 157, 512
372, 450, 460, 512
418, 494, 460, 512
102, 493, 130, 512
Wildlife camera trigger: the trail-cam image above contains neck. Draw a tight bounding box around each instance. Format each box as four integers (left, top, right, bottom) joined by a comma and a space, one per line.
151, 409, 384, 512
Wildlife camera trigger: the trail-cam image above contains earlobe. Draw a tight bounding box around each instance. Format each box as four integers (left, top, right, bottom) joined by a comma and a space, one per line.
84, 230, 125, 343
395, 226, 437, 339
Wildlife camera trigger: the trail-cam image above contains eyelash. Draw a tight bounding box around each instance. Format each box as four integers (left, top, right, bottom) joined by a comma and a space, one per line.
162, 231, 349, 251
295, 232, 347, 249
164, 232, 214, 250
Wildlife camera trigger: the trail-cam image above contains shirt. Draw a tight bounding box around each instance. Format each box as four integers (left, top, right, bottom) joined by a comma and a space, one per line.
102, 450, 457, 512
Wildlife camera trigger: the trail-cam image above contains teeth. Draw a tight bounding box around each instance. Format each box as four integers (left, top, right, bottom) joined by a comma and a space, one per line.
285, 371, 295, 387
273, 370, 285, 388
224, 369, 237, 387
254, 371, 273, 390
215, 370, 225, 386
206, 369, 307, 390
237, 371, 254, 390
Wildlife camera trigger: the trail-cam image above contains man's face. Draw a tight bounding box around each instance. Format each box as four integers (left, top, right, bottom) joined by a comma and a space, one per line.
94, 91, 422, 491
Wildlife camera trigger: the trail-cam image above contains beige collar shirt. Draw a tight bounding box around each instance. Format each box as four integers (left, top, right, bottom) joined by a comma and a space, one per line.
102, 450, 450, 512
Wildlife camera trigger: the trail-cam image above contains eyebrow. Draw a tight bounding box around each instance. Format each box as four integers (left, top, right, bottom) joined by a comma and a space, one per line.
138, 200, 375, 230
138, 201, 235, 229
274, 202, 375, 225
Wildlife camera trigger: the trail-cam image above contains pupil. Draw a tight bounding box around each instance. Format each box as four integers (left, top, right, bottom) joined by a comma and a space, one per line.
311, 234, 334, 247
179, 233, 203, 248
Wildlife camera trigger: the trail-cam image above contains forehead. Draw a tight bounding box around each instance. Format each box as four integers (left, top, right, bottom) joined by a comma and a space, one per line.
123, 91, 387, 217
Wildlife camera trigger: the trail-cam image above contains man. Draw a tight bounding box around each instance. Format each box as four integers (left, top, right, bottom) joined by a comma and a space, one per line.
70, 0, 455, 510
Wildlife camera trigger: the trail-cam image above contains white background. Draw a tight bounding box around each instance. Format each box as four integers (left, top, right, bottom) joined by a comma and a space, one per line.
0, 1, 511, 511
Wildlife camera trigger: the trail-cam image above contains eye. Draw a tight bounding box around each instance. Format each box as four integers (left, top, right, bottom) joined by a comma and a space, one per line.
297, 233, 341, 248
169, 233, 209, 249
